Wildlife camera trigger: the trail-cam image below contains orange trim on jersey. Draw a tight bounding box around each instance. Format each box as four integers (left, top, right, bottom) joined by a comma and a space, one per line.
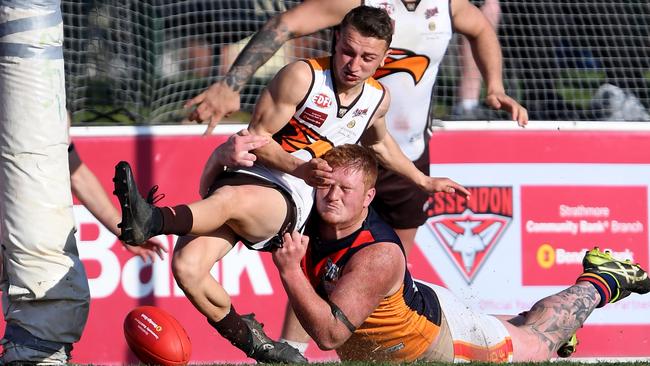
308, 57, 330, 71
453, 337, 513, 362
365, 77, 384, 91
305, 140, 334, 158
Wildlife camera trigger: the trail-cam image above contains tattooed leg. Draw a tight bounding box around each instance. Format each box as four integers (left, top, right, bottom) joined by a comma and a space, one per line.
520, 282, 599, 352
497, 282, 600, 361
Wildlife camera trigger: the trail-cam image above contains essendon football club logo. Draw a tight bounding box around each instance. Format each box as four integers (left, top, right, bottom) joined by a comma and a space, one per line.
312, 93, 332, 108
425, 186, 513, 283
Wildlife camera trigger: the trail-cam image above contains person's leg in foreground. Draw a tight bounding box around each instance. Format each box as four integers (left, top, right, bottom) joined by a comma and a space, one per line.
433, 247, 650, 362
113, 162, 306, 363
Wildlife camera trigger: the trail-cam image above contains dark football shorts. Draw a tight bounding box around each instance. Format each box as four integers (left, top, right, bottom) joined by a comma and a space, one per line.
208, 171, 297, 251
371, 142, 431, 230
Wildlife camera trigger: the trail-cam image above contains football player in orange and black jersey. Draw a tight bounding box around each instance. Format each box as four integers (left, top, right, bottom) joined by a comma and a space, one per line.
187, 0, 528, 355
113, 6, 470, 365
187, 0, 528, 255
272, 144, 650, 363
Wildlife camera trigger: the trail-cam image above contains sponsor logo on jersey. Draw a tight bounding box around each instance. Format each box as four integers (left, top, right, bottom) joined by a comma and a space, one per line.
425, 187, 513, 283
312, 93, 332, 108
321, 258, 341, 295
352, 108, 368, 117
373, 48, 430, 85
299, 107, 328, 127
425, 7, 439, 19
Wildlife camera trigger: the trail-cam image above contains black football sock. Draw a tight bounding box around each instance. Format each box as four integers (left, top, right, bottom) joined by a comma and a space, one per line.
159, 205, 193, 235
207, 306, 253, 354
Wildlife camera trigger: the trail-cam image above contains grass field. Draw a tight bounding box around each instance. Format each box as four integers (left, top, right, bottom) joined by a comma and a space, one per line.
259, 362, 640, 366
160, 362, 650, 366
80, 361, 650, 366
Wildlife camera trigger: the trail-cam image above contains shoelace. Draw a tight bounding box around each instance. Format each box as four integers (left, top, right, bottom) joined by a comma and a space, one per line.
146, 185, 166, 204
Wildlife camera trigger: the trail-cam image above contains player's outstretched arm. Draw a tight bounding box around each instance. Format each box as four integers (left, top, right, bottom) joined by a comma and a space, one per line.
186, 0, 359, 135
246, 61, 333, 185
69, 146, 166, 262
362, 92, 471, 198
451, 0, 528, 126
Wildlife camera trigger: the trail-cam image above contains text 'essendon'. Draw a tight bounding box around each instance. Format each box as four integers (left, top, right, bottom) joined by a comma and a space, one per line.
427, 187, 513, 216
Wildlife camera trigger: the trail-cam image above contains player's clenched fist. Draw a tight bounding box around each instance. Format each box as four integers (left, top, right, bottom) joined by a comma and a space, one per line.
272, 231, 309, 275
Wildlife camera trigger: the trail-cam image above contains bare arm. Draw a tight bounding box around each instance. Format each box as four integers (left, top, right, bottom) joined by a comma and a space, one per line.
246, 61, 333, 185
451, 0, 528, 126
69, 149, 121, 237
69, 148, 166, 261
362, 92, 471, 197
272, 231, 404, 350
186, 0, 360, 135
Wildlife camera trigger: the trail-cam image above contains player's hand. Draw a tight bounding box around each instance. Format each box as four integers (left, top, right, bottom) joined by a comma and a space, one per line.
296, 158, 334, 188
217, 130, 270, 167
185, 80, 241, 136
199, 130, 269, 197
484, 92, 529, 127
420, 176, 471, 198
122, 237, 167, 262
272, 231, 309, 274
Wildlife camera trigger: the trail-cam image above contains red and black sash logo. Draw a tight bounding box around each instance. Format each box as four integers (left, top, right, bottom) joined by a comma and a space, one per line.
425, 187, 513, 283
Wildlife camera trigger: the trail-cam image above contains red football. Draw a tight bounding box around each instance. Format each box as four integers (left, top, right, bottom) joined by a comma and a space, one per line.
124, 306, 192, 366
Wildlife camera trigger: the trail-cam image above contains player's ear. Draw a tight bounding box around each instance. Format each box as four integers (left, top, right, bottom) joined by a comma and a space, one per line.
364, 187, 376, 207
380, 48, 391, 68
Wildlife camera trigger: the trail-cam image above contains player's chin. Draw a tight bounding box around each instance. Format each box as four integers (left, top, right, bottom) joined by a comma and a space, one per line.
319, 212, 341, 225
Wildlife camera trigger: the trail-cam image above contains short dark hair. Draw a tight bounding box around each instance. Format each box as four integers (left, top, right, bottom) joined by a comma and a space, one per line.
339, 6, 393, 47
322, 144, 378, 190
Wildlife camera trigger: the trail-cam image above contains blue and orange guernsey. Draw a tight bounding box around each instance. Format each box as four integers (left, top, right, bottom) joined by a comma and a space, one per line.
301, 209, 443, 362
